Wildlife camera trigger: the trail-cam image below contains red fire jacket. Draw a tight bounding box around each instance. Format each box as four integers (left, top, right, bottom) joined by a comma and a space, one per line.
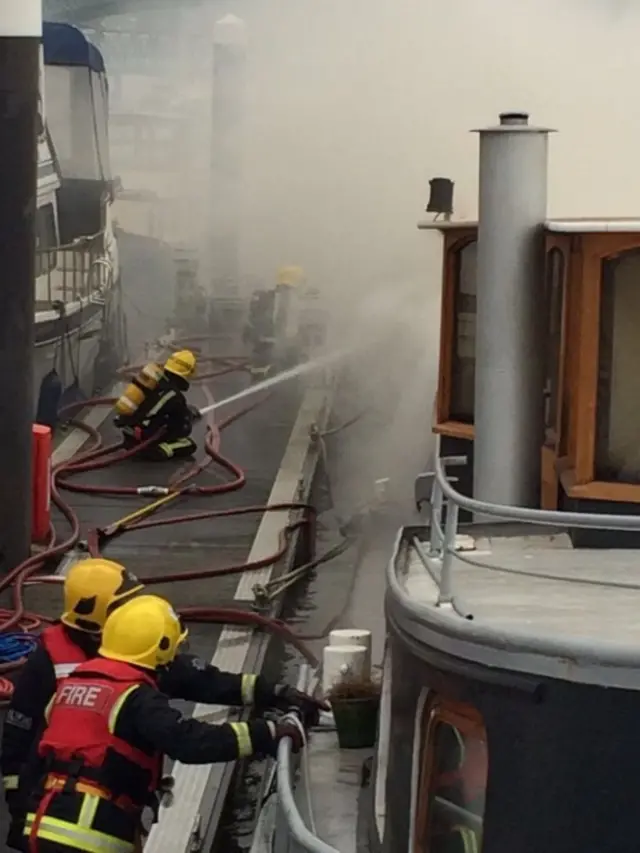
39, 657, 162, 808
40, 624, 89, 682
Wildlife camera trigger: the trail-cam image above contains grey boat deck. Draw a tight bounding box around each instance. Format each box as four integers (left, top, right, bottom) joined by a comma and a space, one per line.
298, 731, 370, 852
404, 528, 640, 647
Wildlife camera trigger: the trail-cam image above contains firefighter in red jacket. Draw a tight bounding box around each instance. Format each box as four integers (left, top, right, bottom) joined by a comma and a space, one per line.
23, 595, 305, 853
1, 560, 326, 851
2, 558, 142, 849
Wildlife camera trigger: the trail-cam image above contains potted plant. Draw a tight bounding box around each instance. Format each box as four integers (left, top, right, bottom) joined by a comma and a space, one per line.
327, 675, 382, 749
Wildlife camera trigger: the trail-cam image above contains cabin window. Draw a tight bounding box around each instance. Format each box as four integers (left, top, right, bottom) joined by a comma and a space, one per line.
415, 698, 487, 853
543, 248, 565, 440
450, 241, 477, 423
35, 204, 58, 278
595, 249, 640, 483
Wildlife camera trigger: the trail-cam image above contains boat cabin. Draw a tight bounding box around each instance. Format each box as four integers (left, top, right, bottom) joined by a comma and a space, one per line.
422, 217, 640, 544
43, 22, 112, 243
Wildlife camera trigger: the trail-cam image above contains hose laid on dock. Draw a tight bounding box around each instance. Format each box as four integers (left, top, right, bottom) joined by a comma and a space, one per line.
0, 350, 352, 704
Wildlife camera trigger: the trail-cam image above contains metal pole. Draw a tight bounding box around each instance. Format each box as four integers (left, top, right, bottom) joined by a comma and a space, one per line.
208, 14, 246, 301
429, 480, 443, 556
437, 501, 458, 606
472, 112, 554, 511
0, 0, 41, 572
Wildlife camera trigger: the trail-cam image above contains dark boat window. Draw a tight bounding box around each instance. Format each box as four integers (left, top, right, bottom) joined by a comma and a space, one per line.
415, 698, 487, 853
35, 204, 58, 278
595, 249, 640, 483
543, 248, 565, 440
450, 241, 477, 424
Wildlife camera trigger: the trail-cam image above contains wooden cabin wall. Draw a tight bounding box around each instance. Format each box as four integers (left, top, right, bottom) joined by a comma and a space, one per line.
432, 225, 640, 537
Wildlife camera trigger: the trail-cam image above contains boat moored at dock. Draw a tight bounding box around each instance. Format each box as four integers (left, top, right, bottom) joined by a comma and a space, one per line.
34, 22, 120, 416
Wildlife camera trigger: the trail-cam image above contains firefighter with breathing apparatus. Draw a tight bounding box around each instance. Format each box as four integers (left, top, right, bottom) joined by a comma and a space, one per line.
113, 350, 201, 460
21, 595, 314, 853
2, 562, 327, 852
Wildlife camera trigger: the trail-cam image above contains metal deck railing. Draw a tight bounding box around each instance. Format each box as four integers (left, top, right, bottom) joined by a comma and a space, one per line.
417, 436, 640, 606
35, 231, 112, 310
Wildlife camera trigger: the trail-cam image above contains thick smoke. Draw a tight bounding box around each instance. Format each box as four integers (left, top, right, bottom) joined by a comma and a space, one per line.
104, 0, 640, 510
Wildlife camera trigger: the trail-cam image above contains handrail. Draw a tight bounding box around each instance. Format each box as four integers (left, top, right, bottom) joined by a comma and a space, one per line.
276, 738, 341, 853
271, 664, 341, 853
423, 435, 640, 608
36, 227, 111, 309
433, 436, 640, 532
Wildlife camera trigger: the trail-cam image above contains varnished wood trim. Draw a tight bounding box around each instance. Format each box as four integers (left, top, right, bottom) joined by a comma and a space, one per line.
436, 238, 456, 423
540, 445, 558, 510
433, 421, 475, 441
573, 248, 601, 483
585, 232, 640, 257
565, 237, 583, 464
573, 234, 640, 484
560, 468, 640, 504
414, 695, 486, 853
543, 236, 571, 454
436, 230, 477, 423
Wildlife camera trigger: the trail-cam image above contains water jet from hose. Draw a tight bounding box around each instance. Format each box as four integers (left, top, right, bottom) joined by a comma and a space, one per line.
198, 350, 346, 417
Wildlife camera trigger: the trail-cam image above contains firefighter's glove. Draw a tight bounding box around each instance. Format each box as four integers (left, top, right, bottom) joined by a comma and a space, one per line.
272, 684, 330, 728
188, 405, 203, 421
268, 719, 306, 756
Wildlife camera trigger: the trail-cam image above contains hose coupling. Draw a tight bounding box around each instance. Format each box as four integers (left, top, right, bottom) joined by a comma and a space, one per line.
252, 585, 271, 610
136, 486, 170, 496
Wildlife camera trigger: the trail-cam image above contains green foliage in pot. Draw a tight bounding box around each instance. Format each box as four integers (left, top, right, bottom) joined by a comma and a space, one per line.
328, 675, 382, 702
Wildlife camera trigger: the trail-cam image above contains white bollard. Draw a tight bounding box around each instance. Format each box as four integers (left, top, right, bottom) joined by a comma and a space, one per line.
322, 644, 368, 695
329, 629, 372, 681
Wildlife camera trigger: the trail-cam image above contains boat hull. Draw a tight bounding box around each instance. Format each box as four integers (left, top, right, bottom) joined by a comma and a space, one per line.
33, 296, 108, 417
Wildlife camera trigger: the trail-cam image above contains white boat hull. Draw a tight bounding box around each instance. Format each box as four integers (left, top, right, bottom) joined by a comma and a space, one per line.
33, 299, 108, 416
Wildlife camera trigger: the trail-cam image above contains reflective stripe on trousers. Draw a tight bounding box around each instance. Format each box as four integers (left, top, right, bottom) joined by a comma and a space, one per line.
24, 804, 134, 853
157, 438, 194, 458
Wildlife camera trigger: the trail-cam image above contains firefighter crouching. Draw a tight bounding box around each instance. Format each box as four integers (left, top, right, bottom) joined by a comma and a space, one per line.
23, 595, 310, 853
2, 559, 143, 851
113, 350, 201, 461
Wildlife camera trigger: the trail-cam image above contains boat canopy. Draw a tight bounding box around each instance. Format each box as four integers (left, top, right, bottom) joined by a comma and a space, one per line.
43, 22, 105, 74
43, 20, 111, 241
42, 20, 110, 186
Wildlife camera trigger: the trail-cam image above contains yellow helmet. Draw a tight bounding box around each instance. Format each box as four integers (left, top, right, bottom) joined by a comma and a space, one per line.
154, 599, 189, 667
99, 595, 173, 671
276, 265, 304, 288
61, 559, 143, 635
164, 350, 196, 379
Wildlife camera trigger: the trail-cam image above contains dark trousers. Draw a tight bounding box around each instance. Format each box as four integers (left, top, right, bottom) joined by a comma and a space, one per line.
122, 432, 196, 460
